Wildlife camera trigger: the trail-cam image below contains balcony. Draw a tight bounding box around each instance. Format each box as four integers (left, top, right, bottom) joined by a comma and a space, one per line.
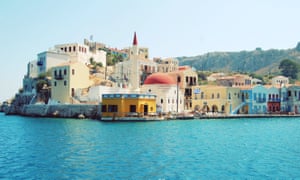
54, 74, 64, 80
37, 60, 43, 66
268, 98, 281, 102
256, 98, 266, 103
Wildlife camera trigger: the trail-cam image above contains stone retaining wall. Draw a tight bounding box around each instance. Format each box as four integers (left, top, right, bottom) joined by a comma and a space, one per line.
22, 104, 100, 119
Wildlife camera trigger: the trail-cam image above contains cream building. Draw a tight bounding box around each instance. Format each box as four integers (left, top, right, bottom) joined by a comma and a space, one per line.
51, 62, 92, 104
192, 85, 242, 115
216, 74, 252, 87
155, 58, 179, 73
168, 66, 198, 110
141, 73, 184, 113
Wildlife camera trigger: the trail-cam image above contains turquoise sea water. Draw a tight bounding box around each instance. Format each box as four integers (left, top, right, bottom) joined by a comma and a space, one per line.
0, 113, 299, 179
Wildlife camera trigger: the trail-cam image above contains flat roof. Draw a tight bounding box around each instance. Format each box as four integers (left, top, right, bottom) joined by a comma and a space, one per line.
102, 93, 156, 99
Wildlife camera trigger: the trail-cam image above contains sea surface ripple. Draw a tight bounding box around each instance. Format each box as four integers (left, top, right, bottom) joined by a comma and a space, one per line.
0, 113, 299, 179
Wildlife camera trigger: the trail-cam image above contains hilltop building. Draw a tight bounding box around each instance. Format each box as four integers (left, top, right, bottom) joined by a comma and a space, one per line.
272, 76, 289, 86
154, 58, 179, 73
216, 74, 252, 87
113, 32, 157, 89
54, 42, 106, 66
23, 49, 70, 94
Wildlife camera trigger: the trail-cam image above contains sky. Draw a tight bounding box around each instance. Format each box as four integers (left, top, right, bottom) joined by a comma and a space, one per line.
0, 0, 300, 102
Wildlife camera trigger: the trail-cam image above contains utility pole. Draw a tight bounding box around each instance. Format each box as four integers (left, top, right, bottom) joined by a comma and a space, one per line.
177, 75, 180, 113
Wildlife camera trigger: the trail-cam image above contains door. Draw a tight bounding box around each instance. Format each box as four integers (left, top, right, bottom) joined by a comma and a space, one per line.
144, 105, 148, 115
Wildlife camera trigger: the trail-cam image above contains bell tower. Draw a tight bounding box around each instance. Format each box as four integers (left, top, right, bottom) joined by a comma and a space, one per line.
129, 32, 140, 90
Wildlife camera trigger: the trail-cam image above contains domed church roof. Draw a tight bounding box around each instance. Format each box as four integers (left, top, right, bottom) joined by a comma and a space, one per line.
144, 73, 176, 85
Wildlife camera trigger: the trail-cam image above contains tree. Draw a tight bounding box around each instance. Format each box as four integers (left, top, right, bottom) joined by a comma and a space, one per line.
279, 59, 299, 79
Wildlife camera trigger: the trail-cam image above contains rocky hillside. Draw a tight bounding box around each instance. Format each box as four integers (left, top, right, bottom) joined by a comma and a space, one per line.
177, 42, 300, 75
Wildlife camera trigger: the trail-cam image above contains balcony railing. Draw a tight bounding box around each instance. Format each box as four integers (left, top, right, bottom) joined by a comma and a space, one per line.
54, 74, 64, 80
256, 98, 266, 103
268, 98, 281, 102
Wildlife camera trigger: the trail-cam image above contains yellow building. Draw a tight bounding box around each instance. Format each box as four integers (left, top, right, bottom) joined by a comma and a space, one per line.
192, 85, 242, 115
51, 61, 92, 104
101, 93, 156, 117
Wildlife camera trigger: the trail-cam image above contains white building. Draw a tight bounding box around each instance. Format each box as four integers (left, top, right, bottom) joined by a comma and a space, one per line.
23, 50, 70, 93
141, 72, 184, 113
272, 76, 289, 86
87, 85, 131, 103
113, 32, 157, 89
37, 50, 70, 75
55, 42, 107, 66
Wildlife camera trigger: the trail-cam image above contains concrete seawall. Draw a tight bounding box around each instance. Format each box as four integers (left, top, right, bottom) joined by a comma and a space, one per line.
21, 104, 100, 119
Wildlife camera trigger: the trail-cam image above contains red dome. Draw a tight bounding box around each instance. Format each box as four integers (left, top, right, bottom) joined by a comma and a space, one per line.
144, 73, 176, 85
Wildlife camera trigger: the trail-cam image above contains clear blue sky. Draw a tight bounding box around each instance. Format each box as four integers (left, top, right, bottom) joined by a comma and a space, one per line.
0, 0, 300, 102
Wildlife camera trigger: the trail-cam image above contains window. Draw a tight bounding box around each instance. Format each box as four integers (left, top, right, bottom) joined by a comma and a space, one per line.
71, 88, 75, 97
108, 105, 118, 112
161, 99, 163, 104
212, 93, 214, 99
217, 93, 220, 99
228, 93, 231, 99
130, 105, 136, 112
73, 46, 76, 51
64, 80, 67, 86
54, 81, 57, 86
54, 70, 57, 76
102, 105, 107, 112
69, 47, 72, 52
72, 69, 75, 75
201, 92, 204, 99
64, 69, 67, 75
